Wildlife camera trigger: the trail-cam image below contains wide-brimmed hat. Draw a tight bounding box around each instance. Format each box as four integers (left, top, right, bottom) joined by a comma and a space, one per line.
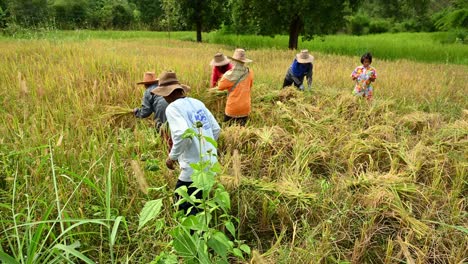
137, 72, 158, 85
210, 53, 231, 66
151, 71, 190, 97
228, 49, 252, 63
296, 49, 314, 63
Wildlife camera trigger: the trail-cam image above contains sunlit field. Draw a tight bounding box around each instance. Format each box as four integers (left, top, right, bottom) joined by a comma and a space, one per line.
0, 35, 467, 263
3, 30, 467, 65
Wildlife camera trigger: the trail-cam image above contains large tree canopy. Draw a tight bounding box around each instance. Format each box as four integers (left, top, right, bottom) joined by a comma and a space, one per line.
0, 0, 465, 44
229, 0, 349, 49
179, 0, 227, 42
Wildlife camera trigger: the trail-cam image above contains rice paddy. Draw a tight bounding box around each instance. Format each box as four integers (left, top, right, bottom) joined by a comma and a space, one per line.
0, 34, 467, 263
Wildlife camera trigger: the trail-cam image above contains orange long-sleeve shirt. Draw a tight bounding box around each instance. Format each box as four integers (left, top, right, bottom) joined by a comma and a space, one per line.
218, 69, 254, 118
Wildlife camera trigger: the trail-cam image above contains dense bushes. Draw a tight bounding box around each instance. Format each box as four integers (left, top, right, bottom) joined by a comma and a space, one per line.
368, 19, 391, 33
52, 0, 88, 29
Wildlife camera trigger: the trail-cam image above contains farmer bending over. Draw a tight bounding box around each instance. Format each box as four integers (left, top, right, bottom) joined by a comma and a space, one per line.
217, 49, 254, 126
152, 71, 221, 215
210, 52, 232, 87
282, 49, 314, 91
133, 72, 171, 150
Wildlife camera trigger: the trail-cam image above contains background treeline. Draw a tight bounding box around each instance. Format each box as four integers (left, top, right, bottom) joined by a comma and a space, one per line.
0, 0, 466, 45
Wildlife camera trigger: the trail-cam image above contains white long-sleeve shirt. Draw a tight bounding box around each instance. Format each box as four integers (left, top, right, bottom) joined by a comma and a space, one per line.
166, 97, 221, 182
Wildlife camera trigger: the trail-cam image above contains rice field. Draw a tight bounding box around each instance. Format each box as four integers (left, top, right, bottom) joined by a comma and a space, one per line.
4, 30, 468, 65
0, 34, 467, 263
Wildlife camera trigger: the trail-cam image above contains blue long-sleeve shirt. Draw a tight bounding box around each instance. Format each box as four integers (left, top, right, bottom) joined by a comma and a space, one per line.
287, 59, 313, 89
135, 84, 168, 130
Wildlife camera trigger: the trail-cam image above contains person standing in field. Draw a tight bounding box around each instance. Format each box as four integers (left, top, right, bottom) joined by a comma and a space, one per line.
133, 72, 171, 149
282, 49, 314, 91
351, 52, 377, 100
210, 52, 233, 87
217, 48, 254, 126
152, 71, 221, 215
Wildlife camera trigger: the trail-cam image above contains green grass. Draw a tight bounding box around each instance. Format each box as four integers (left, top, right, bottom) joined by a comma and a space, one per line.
2, 30, 467, 64
204, 31, 468, 65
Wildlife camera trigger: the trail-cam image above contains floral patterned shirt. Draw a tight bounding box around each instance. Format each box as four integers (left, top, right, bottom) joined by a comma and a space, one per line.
351, 65, 377, 92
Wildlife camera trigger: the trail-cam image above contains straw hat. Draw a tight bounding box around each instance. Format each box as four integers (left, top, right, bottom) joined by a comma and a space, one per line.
151, 71, 190, 97
210, 53, 231, 66
228, 49, 252, 63
296, 49, 314, 63
137, 72, 158, 85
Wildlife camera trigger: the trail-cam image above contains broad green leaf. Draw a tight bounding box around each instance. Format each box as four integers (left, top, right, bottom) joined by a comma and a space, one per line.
214, 189, 231, 210
174, 187, 201, 206
138, 199, 163, 230
190, 163, 202, 171
211, 162, 222, 173
172, 227, 199, 260
232, 248, 244, 259
182, 128, 197, 139
191, 170, 215, 192
0, 251, 19, 264
197, 240, 211, 264
225, 221, 236, 237
203, 136, 218, 148
182, 215, 207, 231
240, 244, 251, 255
207, 231, 232, 259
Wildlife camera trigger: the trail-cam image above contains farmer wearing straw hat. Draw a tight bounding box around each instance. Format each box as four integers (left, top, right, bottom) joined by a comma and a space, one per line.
152, 71, 221, 215
133, 72, 169, 130
217, 48, 254, 126
282, 49, 314, 91
210, 52, 233, 87
134, 72, 172, 151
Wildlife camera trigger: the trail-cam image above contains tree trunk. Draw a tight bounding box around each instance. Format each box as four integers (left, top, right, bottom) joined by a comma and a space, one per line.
196, 14, 202, 42
288, 16, 303, 50
196, 22, 202, 42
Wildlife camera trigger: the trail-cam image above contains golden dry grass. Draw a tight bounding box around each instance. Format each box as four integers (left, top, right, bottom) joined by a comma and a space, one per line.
0, 37, 467, 263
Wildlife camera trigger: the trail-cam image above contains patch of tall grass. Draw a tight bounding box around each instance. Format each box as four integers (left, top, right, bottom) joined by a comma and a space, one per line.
205, 32, 468, 65
3, 30, 467, 65
0, 37, 467, 262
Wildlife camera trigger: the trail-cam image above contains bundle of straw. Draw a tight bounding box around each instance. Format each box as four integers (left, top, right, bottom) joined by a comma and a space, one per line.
101, 105, 135, 123
208, 87, 228, 97
103, 105, 134, 117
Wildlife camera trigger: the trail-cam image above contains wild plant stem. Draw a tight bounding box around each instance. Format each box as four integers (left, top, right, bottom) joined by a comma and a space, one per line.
106, 157, 115, 263
49, 141, 66, 244
12, 165, 24, 263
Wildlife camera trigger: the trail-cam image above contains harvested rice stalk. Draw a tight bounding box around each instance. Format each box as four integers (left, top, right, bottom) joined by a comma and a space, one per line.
130, 160, 149, 194
241, 177, 316, 204
103, 105, 134, 117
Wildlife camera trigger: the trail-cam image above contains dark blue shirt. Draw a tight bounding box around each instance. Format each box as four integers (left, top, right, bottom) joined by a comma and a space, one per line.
290, 59, 312, 78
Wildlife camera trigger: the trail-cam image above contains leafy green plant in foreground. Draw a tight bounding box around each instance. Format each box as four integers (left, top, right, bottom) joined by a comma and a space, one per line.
139, 122, 251, 263
0, 143, 127, 264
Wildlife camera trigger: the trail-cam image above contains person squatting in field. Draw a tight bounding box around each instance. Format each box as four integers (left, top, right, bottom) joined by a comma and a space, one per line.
152, 71, 221, 215
133, 72, 172, 150
351, 52, 377, 100
282, 49, 314, 91
210, 52, 233, 88
217, 48, 254, 126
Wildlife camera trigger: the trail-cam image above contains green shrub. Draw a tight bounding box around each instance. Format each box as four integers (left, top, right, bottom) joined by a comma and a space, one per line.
434, 9, 468, 31
369, 19, 391, 34
346, 14, 370, 35
0, 6, 6, 29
